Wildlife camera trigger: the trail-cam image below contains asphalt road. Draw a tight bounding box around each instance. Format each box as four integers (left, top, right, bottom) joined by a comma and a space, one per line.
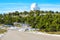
2, 30, 60, 40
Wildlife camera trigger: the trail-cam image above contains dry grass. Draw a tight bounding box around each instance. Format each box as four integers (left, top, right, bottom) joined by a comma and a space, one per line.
0, 29, 7, 34
38, 30, 60, 35
47, 32, 60, 35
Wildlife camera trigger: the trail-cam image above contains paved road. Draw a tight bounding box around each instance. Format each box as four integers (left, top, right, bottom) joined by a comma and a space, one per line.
2, 30, 60, 40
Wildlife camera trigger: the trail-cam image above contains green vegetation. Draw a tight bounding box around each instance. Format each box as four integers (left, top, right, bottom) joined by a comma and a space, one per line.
0, 10, 60, 33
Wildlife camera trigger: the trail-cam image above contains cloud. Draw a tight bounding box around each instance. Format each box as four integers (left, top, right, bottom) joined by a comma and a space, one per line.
0, 3, 30, 13
0, 3, 60, 13
39, 4, 60, 11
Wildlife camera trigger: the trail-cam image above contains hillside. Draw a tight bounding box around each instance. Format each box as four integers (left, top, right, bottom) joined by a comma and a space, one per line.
0, 10, 60, 32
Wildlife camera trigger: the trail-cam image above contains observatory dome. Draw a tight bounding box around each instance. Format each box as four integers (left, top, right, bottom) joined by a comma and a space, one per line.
31, 3, 40, 11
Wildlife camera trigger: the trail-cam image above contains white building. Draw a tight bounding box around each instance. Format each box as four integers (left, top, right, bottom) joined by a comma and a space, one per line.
31, 3, 40, 11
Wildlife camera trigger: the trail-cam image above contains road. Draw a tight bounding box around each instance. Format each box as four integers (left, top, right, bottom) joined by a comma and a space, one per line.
2, 30, 60, 40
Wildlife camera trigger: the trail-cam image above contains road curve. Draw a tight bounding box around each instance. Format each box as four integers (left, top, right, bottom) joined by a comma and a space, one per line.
2, 30, 60, 40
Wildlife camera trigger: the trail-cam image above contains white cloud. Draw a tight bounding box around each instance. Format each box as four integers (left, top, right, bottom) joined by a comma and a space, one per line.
0, 3, 30, 13
39, 4, 60, 11
0, 3, 60, 13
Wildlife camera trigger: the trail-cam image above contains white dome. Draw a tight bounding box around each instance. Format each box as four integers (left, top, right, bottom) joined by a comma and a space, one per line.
31, 3, 37, 8
31, 3, 40, 11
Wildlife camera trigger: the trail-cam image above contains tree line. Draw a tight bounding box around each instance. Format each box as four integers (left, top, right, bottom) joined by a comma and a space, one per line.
0, 10, 60, 32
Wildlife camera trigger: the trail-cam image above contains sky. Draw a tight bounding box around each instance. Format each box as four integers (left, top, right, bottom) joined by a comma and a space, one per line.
0, 0, 60, 13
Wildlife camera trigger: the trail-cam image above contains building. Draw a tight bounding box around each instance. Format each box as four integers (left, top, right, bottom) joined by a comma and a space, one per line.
31, 3, 40, 11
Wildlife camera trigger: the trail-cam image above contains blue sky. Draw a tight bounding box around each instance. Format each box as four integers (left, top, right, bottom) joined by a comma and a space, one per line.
0, 0, 60, 13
